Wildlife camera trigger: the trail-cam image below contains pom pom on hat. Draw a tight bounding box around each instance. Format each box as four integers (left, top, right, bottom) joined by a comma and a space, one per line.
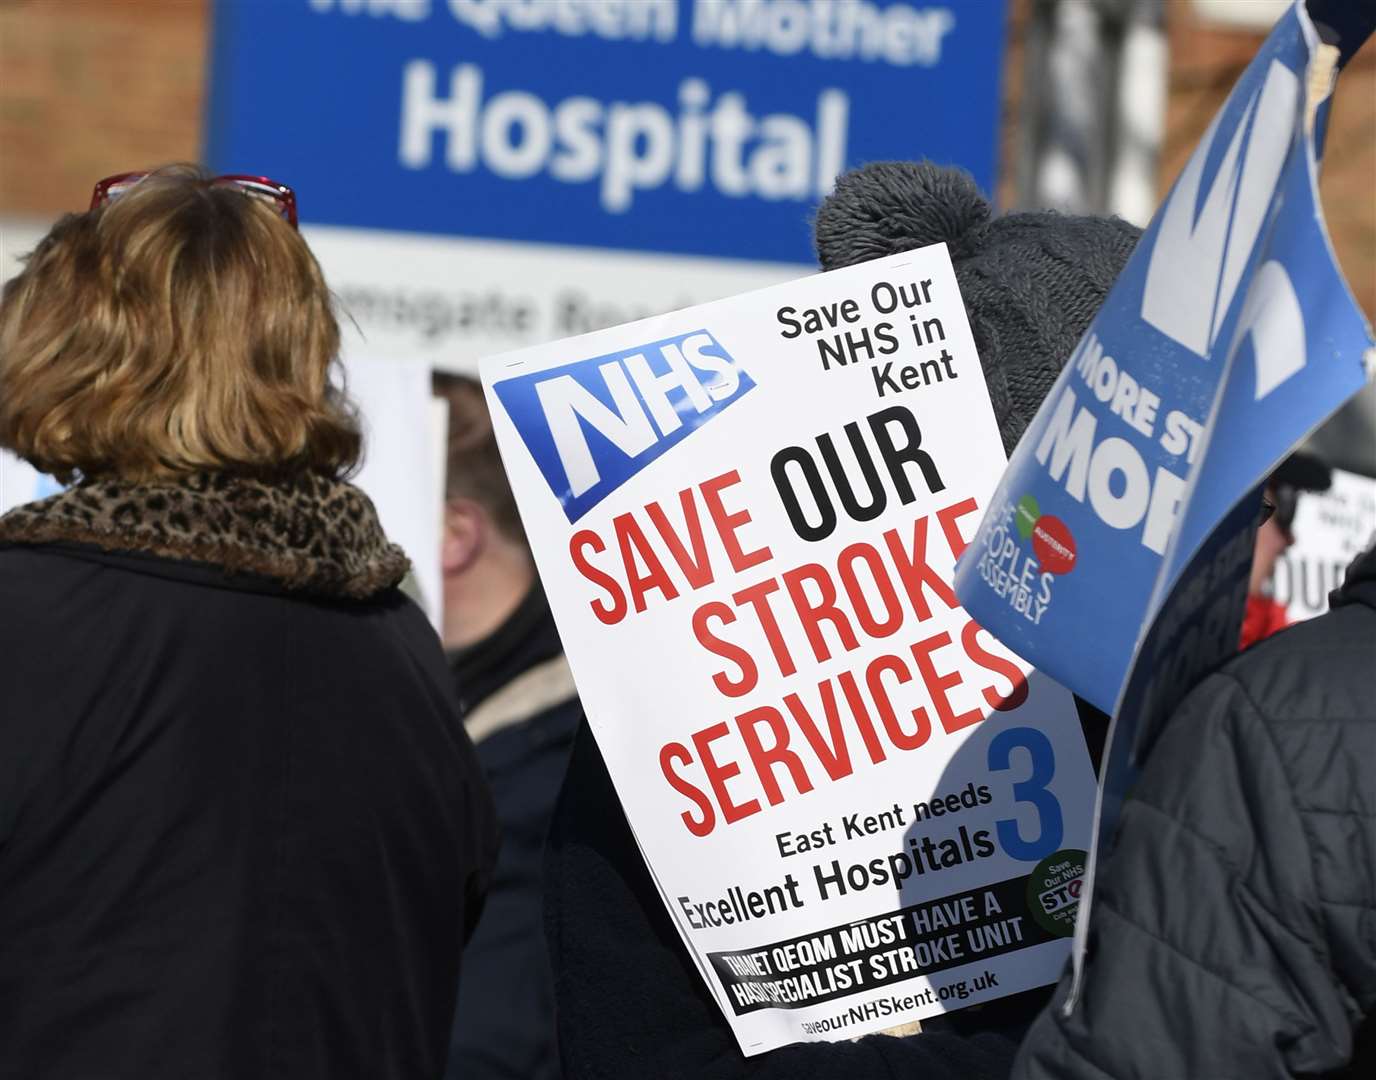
815, 162, 991, 272
813, 160, 1142, 455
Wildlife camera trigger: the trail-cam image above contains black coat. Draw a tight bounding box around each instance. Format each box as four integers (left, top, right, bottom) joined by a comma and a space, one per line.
545, 726, 1035, 1079
1013, 543, 1376, 1079
447, 586, 578, 1080
0, 474, 499, 1080
544, 674, 1112, 1080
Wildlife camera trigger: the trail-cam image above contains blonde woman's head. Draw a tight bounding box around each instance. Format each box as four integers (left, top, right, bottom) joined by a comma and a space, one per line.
0, 164, 360, 483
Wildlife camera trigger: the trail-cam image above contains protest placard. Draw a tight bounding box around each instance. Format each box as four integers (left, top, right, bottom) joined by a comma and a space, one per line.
1273, 468, 1376, 621
481, 245, 1096, 1054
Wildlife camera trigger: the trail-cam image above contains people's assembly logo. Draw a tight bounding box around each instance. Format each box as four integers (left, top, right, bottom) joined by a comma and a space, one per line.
492, 330, 755, 523
1015, 494, 1077, 574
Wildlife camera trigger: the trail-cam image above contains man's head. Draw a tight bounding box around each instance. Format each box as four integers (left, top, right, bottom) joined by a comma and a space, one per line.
433, 373, 534, 651
1251, 485, 1297, 595
1250, 452, 1332, 595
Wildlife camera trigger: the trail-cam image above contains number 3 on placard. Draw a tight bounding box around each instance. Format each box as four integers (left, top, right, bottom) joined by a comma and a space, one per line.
987, 726, 1064, 861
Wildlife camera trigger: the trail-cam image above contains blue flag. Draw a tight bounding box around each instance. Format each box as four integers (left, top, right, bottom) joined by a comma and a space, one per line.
954, 1, 1372, 715
949, 1, 1374, 1005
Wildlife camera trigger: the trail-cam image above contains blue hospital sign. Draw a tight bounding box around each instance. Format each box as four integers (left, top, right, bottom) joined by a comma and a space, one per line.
206, 0, 1007, 264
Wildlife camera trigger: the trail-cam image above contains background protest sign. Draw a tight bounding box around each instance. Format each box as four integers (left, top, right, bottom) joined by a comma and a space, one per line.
481, 245, 1096, 1053
1273, 468, 1376, 620
950, 2, 1375, 1006
340, 355, 448, 625
205, 0, 1006, 371
0, 451, 60, 518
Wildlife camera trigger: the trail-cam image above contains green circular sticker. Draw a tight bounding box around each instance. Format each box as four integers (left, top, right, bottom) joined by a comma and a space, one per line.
1015, 494, 1041, 540
1026, 849, 1087, 937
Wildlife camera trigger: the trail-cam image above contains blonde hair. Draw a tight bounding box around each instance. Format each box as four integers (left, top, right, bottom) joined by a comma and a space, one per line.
0, 164, 360, 482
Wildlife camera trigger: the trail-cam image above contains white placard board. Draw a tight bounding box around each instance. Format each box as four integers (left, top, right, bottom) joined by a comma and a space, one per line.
0, 451, 48, 516
1273, 467, 1376, 620
481, 246, 1097, 1055
342, 355, 446, 627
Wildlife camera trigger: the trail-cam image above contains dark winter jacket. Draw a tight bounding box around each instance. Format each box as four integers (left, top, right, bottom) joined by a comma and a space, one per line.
545, 666, 1116, 1079
447, 585, 578, 1080
1013, 542, 1376, 1080
0, 473, 499, 1080
545, 722, 1040, 1080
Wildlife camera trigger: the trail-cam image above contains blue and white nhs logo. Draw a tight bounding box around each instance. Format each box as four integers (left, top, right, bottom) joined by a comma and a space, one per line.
493, 330, 754, 522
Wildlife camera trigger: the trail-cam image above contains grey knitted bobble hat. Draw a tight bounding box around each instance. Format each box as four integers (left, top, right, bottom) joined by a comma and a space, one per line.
814, 162, 1142, 455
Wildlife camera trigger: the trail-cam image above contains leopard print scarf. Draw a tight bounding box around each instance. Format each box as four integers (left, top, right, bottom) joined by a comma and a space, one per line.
0, 472, 410, 600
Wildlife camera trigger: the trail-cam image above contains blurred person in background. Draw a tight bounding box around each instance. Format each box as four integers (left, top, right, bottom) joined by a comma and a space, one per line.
1241, 452, 1332, 648
435, 373, 575, 1080
1013, 528, 1376, 1079
1012, 12, 1376, 1069
0, 166, 498, 1080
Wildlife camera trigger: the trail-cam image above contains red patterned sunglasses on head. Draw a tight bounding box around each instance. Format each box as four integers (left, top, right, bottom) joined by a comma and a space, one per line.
90, 172, 298, 228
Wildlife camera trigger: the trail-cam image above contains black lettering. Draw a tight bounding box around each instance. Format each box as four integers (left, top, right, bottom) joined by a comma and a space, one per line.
771, 446, 838, 542
875, 322, 899, 355
843, 328, 877, 362
777, 306, 802, 339
868, 406, 945, 502
817, 425, 887, 524
872, 281, 898, 314
819, 335, 849, 370
814, 860, 847, 900
898, 281, 924, 308
873, 361, 901, 396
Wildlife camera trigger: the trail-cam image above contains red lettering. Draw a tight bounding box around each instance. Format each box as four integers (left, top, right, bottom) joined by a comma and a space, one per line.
569, 529, 627, 625
660, 742, 715, 837
866, 652, 929, 751
731, 578, 797, 677
836, 669, 888, 766
936, 496, 980, 560
615, 512, 680, 614
836, 541, 904, 638
883, 516, 960, 621
782, 562, 859, 663
646, 487, 714, 590
910, 631, 983, 734
961, 619, 1029, 711
736, 706, 813, 806
701, 470, 772, 572
693, 722, 761, 826
692, 600, 758, 698
783, 681, 855, 782
665, 619, 1015, 838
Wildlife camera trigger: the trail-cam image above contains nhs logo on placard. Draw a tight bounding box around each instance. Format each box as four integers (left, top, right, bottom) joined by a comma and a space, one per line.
494, 330, 754, 522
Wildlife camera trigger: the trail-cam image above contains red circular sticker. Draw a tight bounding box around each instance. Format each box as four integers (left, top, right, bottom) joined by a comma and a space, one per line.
1032, 515, 1077, 574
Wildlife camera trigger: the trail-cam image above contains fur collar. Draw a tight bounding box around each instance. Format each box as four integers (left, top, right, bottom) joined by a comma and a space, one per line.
0, 472, 410, 600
